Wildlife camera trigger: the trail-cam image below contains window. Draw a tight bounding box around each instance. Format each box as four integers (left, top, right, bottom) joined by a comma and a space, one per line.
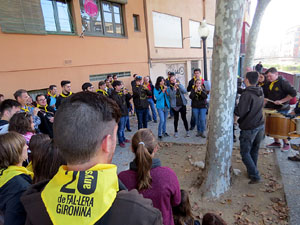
90, 71, 131, 82
40, 0, 73, 33
0, 0, 73, 34
80, 0, 124, 37
189, 20, 201, 48
152, 12, 182, 48
133, 14, 140, 31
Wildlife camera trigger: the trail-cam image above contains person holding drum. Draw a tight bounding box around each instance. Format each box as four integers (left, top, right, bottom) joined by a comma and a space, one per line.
234, 71, 264, 184
264, 67, 297, 151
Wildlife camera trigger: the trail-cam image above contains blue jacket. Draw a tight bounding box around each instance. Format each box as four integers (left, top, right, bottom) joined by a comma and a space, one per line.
154, 87, 170, 109
169, 84, 188, 108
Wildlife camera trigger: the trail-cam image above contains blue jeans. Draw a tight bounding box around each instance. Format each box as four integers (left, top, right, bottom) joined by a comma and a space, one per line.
147, 98, 157, 121
125, 115, 130, 130
136, 108, 149, 129
239, 124, 264, 181
117, 116, 127, 144
157, 107, 169, 136
192, 108, 207, 133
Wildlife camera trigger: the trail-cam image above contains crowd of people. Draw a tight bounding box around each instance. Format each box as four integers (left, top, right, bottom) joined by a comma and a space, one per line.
0, 64, 298, 224
0, 69, 224, 225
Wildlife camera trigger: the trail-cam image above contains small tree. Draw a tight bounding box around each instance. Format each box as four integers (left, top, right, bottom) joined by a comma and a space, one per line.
200, 0, 246, 198
243, 0, 272, 74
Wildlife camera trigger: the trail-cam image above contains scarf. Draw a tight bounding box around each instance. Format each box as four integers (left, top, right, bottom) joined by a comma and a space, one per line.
41, 164, 118, 225
60, 92, 72, 98
21, 105, 30, 113
37, 104, 49, 112
269, 80, 278, 91
96, 89, 108, 96
48, 92, 56, 98
0, 166, 33, 188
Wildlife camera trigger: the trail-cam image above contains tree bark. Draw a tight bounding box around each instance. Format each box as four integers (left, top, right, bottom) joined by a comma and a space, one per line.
243, 0, 272, 75
200, 0, 246, 198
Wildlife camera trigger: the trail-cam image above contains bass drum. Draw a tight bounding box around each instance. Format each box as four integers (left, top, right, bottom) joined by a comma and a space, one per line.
265, 112, 291, 139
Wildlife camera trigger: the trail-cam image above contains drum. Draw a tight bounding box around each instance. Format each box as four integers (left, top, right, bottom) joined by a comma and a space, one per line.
289, 117, 300, 138
265, 112, 291, 139
265, 112, 300, 139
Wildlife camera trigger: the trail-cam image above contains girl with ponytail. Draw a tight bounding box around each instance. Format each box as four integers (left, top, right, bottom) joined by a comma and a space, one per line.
119, 128, 181, 225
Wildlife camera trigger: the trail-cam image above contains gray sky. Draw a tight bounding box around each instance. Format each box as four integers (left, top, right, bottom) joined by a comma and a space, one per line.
251, 0, 300, 46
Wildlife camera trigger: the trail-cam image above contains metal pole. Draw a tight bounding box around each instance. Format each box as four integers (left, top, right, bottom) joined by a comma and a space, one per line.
202, 36, 208, 80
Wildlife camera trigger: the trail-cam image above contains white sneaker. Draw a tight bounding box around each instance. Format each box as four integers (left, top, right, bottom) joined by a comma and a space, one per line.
186, 131, 190, 137
174, 132, 178, 138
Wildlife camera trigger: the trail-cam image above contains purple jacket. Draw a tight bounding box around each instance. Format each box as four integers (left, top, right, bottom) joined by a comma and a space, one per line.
118, 158, 181, 225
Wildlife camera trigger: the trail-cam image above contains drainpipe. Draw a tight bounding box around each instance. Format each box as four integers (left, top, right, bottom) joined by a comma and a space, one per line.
143, 0, 152, 72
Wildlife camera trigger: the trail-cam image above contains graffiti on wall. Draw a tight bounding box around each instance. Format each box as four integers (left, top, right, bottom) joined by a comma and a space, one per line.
166, 63, 186, 84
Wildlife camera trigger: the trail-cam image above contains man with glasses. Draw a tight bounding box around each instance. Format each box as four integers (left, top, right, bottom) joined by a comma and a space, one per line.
36, 94, 55, 138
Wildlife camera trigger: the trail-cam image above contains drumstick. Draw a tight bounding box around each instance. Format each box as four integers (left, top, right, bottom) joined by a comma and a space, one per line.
265, 98, 283, 106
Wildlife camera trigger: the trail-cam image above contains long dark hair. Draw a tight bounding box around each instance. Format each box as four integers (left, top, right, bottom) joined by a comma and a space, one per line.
202, 213, 227, 225
131, 129, 157, 191
31, 139, 66, 183
173, 189, 195, 225
155, 76, 165, 90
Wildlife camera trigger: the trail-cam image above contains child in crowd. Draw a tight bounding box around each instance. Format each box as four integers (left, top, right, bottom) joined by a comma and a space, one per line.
8, 112, 35, 144
189, 79, 208, 138
173, 189, 200, 225
119, 129, 181, 225
0, 132, 33, 225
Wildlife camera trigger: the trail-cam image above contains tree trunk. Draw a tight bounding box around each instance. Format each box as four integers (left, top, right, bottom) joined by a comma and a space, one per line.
200, 0, 246, 198
243, 0, 271, 75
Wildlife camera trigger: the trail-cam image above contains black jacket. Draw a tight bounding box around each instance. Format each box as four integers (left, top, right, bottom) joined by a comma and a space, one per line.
189, 89, 208, 108
21, 180, 162, 225
37, 106, 55, 138
132, 85, 152, 110
110, 90, 131, 117
0, 174, 32, 225
265, 76, 296, 110
56, 92, 73, 109
234, 86, 264, 130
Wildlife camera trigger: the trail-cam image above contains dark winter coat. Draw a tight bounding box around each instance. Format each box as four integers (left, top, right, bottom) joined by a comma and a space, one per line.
20, 180, 162, 225
110, 90, 132, 116
189, 89, 208, 108
264, 76, 296, 110
234, 86, 264, 130
132, 85, 152, 110
0, 174, 32, 225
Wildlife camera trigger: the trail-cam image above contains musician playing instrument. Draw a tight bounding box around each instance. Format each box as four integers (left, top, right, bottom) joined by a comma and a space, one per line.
264, 67, 297, 151
110, 81, 132, 148
189, 79, 208, 138
143, 76, 157, 123
169, 75, 190, 138
36, 94, 55, 138
132, 76, 152, 129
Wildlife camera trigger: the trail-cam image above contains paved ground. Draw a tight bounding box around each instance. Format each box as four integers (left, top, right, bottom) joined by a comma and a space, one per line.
112, 105, 206, 173
112, 106, 300, 225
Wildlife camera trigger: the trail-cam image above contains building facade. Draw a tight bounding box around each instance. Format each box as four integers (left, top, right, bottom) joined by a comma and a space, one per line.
0, 0, 149, 98
144, 0, 215, 86
0, 0, 216, 98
